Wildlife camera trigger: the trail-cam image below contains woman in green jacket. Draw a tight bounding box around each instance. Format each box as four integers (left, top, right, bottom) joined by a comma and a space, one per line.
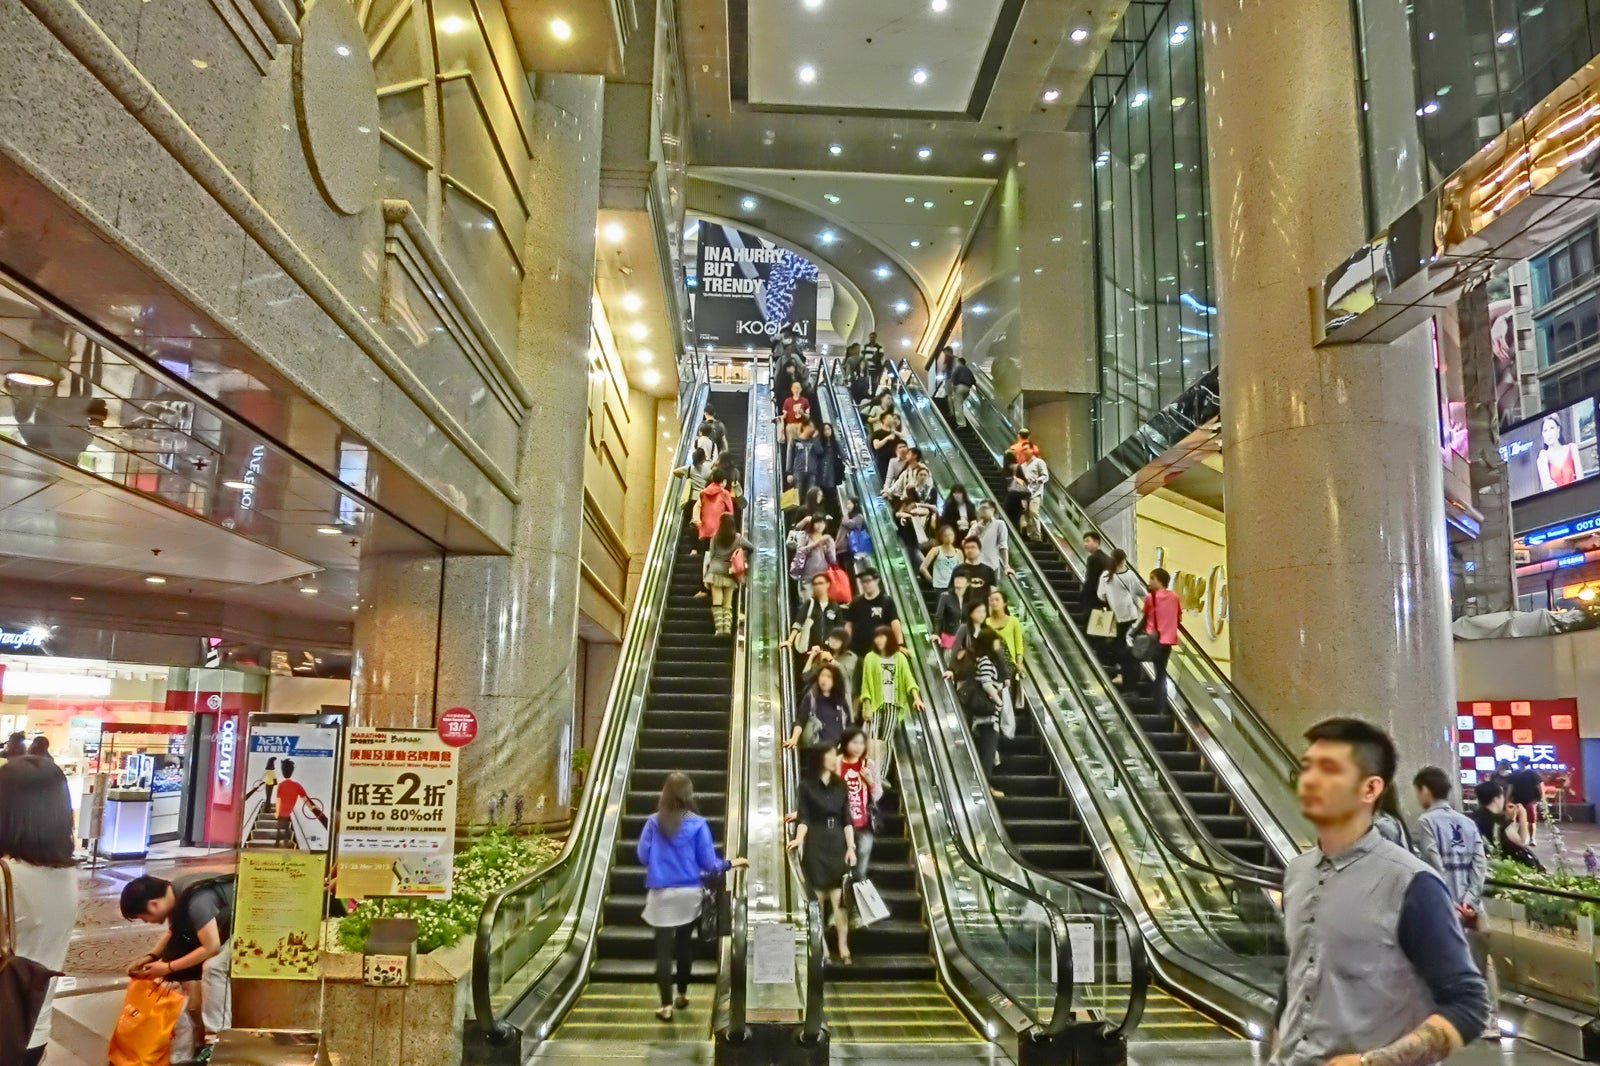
985, 588, 1024, 743
858, 625, 924, 784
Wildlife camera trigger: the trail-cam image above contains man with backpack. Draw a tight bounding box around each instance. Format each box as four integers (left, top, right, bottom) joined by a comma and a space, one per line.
122, 872, 236, 1062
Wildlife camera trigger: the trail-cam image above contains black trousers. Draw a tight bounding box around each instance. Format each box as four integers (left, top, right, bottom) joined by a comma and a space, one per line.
1150, 643, 1174, 714
973, 721, 1000, 774
24, 1047, 46, 1066
655, 922, 696, 1006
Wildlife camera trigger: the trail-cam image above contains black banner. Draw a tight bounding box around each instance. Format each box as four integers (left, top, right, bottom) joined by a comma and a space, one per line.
694, 224, 818, 348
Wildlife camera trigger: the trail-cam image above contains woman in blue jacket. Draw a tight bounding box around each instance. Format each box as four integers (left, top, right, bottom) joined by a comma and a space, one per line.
638, 772, 747, 1020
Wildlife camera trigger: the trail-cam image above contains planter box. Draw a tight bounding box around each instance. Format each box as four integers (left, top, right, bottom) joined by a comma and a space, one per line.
234, 938, 474, 1066
1483, 907, 1600, 1008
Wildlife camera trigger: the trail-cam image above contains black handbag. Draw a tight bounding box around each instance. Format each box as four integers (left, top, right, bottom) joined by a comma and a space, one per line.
698, 871, 732, 940
1129, 631, 1159, 662
1, 861, 62, 1062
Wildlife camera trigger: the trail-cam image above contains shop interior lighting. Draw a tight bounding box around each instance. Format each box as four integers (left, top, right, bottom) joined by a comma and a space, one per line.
144, 575, 167, 584
1, 672, 112, 698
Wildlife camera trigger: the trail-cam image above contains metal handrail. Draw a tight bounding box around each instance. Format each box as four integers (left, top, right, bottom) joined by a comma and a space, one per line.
470, 381, 710, 1037
889, 361, 1286, 883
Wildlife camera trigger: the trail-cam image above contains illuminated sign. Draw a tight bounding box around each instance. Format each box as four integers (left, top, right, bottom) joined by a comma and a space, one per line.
213, 714, 238, 807
0, 625, 50, 651
239, 444, 266, 511
1523, 510, 1600, 545
1558, 552, 1588, 568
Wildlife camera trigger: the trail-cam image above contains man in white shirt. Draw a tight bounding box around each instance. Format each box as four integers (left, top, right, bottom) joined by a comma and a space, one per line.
883, 442, 912, 495
971, 500, 1012, 574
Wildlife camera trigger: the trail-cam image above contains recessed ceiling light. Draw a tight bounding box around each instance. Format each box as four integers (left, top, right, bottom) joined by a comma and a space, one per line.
803, 0, 823, 8
222, 479, 252, 490
932, 0, 948, 8
741, 196, 757, 211
317, 525, 343, 535
828, 143, 843, 156
69, 595, 85, 601
641, 368, 662, 387
912, 68, 929, 85
797, 63, 817, 83
963, 199, 974, 206
549, 17, 573, 40
1496, 29, 1516, 44
176, 610, 189, 617
145, 575, 167, 585
972, 303, 988, 314
636, 348, 655, 363
629, 322, 649, 339
1071, 27, 1089, 42
819, 229, 836, 244
1171, 96, 1187, 108
438, 15, 467, 33
603, 222, 625, 243
622, 292, 643, 313
917, 147, 932, 159
1131, 90, 1149, 107
982, 151, 997, 162
4, 370, 54, 387
893, 300, 910, 313
899, 338, 912, 348
824, 193, 841, 203
874, 266, 891, 279
923, 200, 934, 209
910, 240, 922, 248
300, 586, 319, 595
1042, 88, 1060, 103
905, 196, 916, 204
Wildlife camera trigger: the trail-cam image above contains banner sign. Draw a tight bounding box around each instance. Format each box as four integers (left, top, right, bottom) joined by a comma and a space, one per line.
231, 851, 326, 981
1456, 699, 1584, 797
241, 721, 339, 852
334, 728, 458, 899
694, 223, 818, 348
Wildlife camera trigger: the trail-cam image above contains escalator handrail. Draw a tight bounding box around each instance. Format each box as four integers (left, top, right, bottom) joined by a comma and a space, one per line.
821, 378, 1147, 1039
889, 361, 1286, 883
959, 363, 1300, 777
471, 381, 710, 1034
726, 379, 761, 1038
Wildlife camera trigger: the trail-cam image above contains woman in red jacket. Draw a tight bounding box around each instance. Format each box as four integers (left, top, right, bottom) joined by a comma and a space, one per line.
695, 473, 734, 551
1142, 567, 1182, 715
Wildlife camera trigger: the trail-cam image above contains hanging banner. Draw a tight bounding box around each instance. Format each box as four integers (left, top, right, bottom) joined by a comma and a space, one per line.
334, 728, 458, 899
231, 851, 326, 981
694, 223, 818, 347
241, 721, 339, 852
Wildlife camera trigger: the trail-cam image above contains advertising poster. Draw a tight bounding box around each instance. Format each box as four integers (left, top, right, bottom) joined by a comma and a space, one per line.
1499, 398, 1599, 502
694, 223, 819, 348
1456, 699, 1584, 796
241, 721, 339, 852
335, 728, 458, 899
231, 851, 326, 980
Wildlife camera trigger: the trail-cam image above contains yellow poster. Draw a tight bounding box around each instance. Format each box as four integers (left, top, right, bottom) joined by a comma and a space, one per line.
231, 851, 326, 980
334, 728, 459, 899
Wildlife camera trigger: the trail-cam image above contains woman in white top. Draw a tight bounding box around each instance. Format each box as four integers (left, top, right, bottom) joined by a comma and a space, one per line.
0, 755, 80, 1065
1096, 549, 1144, 687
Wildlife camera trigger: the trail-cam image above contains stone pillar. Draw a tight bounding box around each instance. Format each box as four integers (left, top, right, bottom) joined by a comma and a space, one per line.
432, 74, 606, 830
1458, 280, 1517, 615
1203, 0, 1456, 774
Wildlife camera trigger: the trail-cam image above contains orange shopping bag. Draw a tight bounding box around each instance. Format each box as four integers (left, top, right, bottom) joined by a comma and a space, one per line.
107, 978, 186, 1066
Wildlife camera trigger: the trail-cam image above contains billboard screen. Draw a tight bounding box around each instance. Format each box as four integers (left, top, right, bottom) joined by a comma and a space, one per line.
694, 223, 818, 348
1499, 397, 1599, 503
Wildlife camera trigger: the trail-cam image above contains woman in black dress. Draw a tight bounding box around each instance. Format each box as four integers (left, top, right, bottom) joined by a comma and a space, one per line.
788, 745, 855, 964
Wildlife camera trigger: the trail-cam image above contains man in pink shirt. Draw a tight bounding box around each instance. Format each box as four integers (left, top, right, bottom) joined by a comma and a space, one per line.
1143, 568, 1182, 715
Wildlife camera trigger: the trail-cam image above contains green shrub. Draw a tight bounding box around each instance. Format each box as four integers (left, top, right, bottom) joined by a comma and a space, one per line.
336, 828, 562, 954
1487, 858, 1600, 930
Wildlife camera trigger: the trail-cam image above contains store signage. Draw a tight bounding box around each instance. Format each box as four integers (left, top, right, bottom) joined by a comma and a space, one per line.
238, 444, 266, 510
1151, 550, 1229, 640
335, 729, 459, 899
438, 707, 477, 748
213, 714, 239, 807
0, 625, 50, 652
1523, 510, 1600, 545
1456, 699, 1584, 793
1558, 552, 1588, 568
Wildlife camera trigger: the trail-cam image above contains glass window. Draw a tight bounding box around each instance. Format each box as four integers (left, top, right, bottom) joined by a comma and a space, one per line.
1536, 291, 1600, 367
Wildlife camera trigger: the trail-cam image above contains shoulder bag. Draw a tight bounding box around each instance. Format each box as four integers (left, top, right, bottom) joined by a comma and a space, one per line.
1, 861, 65, 1063
729, 546, 748, 579
698, 870, 732, 940
1086, 608, 1117, 638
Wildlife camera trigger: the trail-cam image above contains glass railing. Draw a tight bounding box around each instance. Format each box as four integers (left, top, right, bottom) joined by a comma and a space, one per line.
468, 382, 711, 1047
819, 376, 1150, 1048
910, 362, 1308, 861
1482, 871, 1600, 1044
826, 377, 1283, 1033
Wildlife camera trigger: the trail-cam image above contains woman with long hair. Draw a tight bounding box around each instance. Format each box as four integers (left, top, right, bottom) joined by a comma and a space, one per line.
0, 755, 79, 1064
920, 524, 962, 590
787, 746, 855, 964
957, 629, 1008, 795
637, 772, 747, 1020
1537, 414, 1585, 491
859, 626, 924, 782
938, 483, 976, 541
785, 662, 851, 751
837, 728, 882, 882
1097, 548, 1144, 686
703, 513, 752, 636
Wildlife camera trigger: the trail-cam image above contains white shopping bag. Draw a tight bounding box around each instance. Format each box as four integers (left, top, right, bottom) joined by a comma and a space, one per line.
851, 879, 891, 927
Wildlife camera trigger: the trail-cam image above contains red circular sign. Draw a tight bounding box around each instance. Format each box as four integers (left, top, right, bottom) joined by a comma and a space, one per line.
438, 707, 478, 747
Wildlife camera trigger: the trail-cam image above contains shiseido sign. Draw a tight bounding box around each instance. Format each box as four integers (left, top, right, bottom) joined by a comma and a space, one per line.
0, 625, 51, 654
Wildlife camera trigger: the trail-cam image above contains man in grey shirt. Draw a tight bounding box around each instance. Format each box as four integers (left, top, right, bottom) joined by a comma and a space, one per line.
1274, 718, 1488, 1066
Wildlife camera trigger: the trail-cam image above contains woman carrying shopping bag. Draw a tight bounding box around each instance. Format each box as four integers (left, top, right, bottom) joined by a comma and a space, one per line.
858, 626, 924, 783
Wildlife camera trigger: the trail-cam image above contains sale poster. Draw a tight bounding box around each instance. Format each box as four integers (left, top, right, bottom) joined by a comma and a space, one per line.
334, 728, 458, 899
231, 851, 326, 980
240, 721, 339, 852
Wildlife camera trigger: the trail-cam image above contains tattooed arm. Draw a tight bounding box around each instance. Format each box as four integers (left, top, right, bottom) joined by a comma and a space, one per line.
1326, 1016, 1461, 1066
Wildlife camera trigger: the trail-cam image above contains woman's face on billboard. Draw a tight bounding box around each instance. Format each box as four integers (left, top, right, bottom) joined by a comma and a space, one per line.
1544, 417, 1562, 446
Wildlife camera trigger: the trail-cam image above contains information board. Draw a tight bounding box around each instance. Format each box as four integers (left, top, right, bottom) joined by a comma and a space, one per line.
231, 851, 326, 981
334, 728, 458, 899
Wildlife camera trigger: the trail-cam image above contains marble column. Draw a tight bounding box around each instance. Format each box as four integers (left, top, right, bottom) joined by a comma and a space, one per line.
1202, 0, 1456, 775
432, 74, 606, 830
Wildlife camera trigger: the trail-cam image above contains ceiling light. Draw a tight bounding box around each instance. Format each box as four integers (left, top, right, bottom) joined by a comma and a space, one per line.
1170, 24, 1188, 43
641, 368, 662, 387
69, 595, 85, 601
828, 143, 843, 156
899, 338, 912, 348
549, 16, 573, 40
1071, 27, 1089, 42
1417, 101, 1440, 115
912, 68, 929, 85
636, 348, 655, 363
300, 586, 319, 595
1042, 88, 1060, 103
931, 0, 947, 9
982, 151, 997, 162
1171, 95, 1187, 108
316, 525, 343, 535
910, 240, 922, 248
602, 222, 625, 243
629, 322, 648, 339
905, 196, 916, 203
803, 0, 823, 8
963, 199, 974, 206
917, 147, 932, 159
824, 193, 841, 203
893, 300, 910, 314
222, 479, 252, 490
819, 229, 836, 244
874, 266, 891, 279
439, 15, 467, 33
798, 63, 817, 83
622, 292, 643, 313
1131, 90, 1148, 107
741, 196, 757, 211
972, 303, 988, 314
3, 371, 55, 387
145, 575, 167, 585
1497, 29, 1516, 44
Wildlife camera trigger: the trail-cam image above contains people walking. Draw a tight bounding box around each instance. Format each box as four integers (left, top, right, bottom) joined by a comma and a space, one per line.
703, 514, 752, 636
1141, 568, 1181, 714
1097, 549, 1143, 685
0, 755, 79, 1066
957, 628, 1008, 796
859, 626, 924, 783
970, 500, 1012, 575
848, 570, 903, 655
638, 772, 747, 1020
939, 484, 977, 541
1507, 758, 1544, 844
837, 729, 881, 882
787, 574, 851, 661
780, 380, 812, 444
802, 627, 859, 710
786, 663, 852, 751
695, 472, 735, 554
1414, 765, 1497, 1031
789, 746, 855, 965
950, 537, 999, 606
1273, 718, 1488, 1065
1080, 533, 1111, 614
920, 525, 962, 590
949, 357, 977, 426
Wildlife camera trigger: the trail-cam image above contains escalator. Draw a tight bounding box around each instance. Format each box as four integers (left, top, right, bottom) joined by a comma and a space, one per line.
938, 411, 1274, 868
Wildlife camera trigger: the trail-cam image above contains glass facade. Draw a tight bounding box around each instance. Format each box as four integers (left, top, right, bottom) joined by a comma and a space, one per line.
1354, 0, 1600, 232
1089, 0, 1216, 459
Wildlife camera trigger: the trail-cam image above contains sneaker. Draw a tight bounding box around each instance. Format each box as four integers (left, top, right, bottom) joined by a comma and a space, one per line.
674, 994, 690, 1009
656, 1006, 674, 1021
